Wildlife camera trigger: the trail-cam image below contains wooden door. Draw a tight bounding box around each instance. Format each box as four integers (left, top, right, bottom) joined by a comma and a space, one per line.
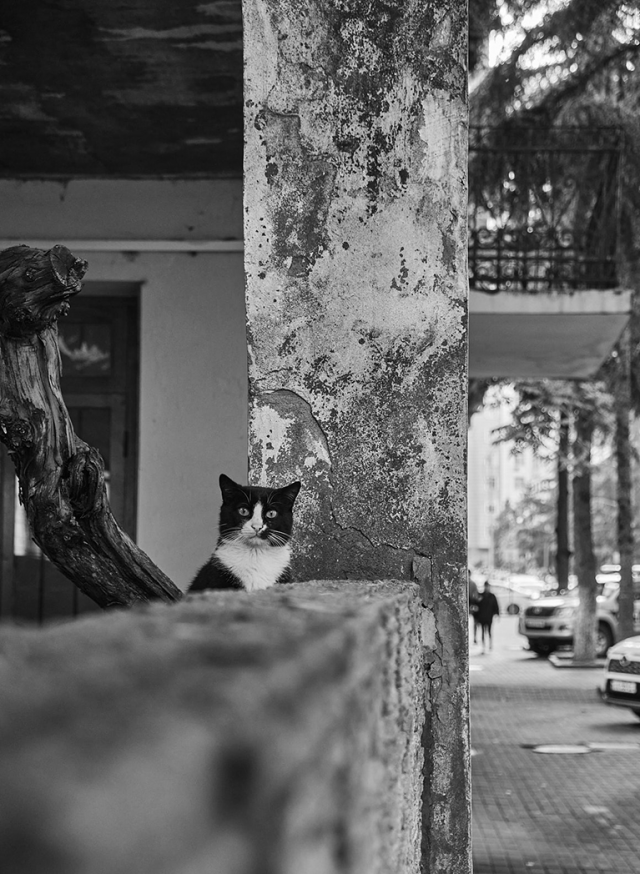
0, 289, 139, 622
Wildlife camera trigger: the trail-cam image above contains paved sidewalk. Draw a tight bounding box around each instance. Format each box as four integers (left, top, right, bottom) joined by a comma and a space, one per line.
470, 615, 640, 873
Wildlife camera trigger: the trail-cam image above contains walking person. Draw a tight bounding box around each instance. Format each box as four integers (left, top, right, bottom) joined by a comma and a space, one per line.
477, 582, 500, 652
468, 569, 481, 644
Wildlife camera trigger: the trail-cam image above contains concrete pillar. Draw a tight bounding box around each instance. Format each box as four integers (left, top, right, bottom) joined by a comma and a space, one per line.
243, 1, 469, 871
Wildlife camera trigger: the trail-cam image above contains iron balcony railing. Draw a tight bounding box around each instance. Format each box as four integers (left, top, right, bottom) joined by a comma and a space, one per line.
469, 126, 622, 294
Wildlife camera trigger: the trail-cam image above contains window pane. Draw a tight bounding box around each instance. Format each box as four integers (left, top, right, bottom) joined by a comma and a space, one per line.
58, 322, 112, 376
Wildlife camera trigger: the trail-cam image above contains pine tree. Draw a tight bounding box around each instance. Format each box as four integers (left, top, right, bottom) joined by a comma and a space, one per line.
469, 1, 640, 650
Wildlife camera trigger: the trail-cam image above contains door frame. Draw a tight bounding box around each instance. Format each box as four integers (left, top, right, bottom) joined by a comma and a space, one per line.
0, 285, 140, 620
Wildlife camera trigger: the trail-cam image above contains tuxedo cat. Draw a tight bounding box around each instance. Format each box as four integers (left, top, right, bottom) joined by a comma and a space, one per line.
189, 474, 301, 592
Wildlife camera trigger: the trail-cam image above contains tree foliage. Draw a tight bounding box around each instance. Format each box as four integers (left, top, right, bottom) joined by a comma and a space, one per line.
469, 0, 640, 408
492, 489, 556, 570
469, 2, 640, 652
470, 0, 640, 123
491, 379, 614, 465
490, 378, 614, 611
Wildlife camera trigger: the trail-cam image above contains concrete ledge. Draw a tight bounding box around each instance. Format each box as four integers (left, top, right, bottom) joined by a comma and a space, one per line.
0, 580, 424, 874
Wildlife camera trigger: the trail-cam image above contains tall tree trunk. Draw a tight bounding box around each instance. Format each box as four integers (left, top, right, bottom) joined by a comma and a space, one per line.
0, 245, 182, 608
572, 407, 597, 662
556, 412, 571, 590
616, 328, 635, 641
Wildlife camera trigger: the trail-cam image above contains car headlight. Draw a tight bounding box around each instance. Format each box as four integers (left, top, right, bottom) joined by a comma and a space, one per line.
553, 605, 576, 618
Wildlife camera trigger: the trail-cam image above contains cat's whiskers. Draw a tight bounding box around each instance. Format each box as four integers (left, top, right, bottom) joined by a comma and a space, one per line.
220, 523, 289, 550
219, 530, 244, 545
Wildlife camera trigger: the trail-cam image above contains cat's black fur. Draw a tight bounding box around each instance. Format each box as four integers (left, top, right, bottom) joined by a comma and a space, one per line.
189, 474, 301, 591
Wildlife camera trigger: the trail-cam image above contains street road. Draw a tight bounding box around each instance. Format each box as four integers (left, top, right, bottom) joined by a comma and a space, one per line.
471, 614, 640, 874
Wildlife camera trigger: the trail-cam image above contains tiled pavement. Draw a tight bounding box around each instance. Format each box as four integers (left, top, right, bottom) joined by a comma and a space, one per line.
470, 616, 640, 873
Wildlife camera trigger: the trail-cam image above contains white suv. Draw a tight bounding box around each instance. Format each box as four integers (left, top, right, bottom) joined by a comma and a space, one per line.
518, 580, 640, 658
598, 635, 640, 717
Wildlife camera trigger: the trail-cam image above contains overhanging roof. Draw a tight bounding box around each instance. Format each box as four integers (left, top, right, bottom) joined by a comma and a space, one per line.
469, 289, 632, 379
0, 1, 243, 177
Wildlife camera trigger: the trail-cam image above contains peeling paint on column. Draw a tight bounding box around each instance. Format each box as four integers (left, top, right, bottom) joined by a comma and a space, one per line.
243, 1, 469, 871
250, 389, 331, 486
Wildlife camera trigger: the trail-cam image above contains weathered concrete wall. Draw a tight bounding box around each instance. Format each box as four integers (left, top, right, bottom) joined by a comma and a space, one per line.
0, 581, 424, 874
242, 1, 469, 871
243, 0, 467, 581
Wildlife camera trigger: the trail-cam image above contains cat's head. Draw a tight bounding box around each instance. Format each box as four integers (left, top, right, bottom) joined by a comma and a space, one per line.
218, 473, 301, 549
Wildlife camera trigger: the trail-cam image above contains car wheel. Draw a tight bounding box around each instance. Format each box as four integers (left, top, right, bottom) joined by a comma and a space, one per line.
596, 622, 614, 658
506, 603, 519, 615
529, 641, 556, 657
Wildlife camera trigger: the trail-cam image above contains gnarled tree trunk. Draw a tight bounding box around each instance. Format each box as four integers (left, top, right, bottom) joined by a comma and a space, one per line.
0, 245, 182, 608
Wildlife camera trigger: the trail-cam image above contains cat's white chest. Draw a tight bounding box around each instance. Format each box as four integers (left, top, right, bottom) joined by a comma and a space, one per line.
215, 541, 291, 591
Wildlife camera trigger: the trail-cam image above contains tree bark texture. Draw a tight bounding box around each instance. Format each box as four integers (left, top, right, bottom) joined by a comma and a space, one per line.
615, 328, 635, 641
556, 413, 571, 589
0, 245, 182, 608
572, 408, 597, 662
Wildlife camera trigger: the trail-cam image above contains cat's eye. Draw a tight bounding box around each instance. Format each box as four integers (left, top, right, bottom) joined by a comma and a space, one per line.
266, 510, 278, 519
238, 507, 250, 517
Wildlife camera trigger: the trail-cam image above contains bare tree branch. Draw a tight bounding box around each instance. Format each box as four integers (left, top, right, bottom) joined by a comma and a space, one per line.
0, 245, 182, 608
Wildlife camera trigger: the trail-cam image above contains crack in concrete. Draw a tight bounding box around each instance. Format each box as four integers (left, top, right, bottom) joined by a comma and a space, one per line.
329, 506, 415, 554
426, 622, 445, 717
256, 369, 290, 381
256, 388, 425, 563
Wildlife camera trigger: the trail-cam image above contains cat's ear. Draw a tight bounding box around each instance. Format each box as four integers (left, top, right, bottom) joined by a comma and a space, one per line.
219, 474, 239, 500
278, 481, 301, 506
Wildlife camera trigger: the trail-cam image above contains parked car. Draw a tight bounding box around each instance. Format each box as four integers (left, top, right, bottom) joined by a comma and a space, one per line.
518, 581, 640, 658
489, 575, 546, 615
508, 573, 548, 594
469, 571, 546, 615
598, 635, 640, 718
489, 581, 534, 615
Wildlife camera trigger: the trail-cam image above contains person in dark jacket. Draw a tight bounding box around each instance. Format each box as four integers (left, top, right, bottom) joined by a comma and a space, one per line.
468, 569, 481, 644
477, 582, 500, 652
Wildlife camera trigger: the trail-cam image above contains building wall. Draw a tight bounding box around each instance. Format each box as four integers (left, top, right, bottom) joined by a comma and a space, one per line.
0, 179, 248, 588
468, 397, 554, 570
86, 250, 248, 587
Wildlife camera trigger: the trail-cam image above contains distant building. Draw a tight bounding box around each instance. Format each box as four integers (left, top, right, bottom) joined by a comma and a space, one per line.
468, 395, 554, 569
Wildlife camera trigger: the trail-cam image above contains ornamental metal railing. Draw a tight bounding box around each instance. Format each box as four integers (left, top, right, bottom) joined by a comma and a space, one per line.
468, 126, 622, 294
